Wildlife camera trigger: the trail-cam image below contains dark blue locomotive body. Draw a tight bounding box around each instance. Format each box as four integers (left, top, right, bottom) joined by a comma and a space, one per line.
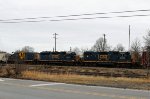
8, 51, 77, 65
24, 52, 35, 60
39, 51, 76, 65
64, 52, 76, 62
40, 51, 66, 61
83, 51, 131, 66
8, 51, 132, 67
8, 52, 39, 64
117, 52, 131, 63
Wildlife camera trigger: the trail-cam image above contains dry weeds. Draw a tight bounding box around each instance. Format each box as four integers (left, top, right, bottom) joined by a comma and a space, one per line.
1, 65, 150, 90
0, 66, 15, 77
21, 71, 150, 90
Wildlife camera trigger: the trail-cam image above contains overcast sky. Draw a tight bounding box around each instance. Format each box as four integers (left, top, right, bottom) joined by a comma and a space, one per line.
0, 0, 150, 53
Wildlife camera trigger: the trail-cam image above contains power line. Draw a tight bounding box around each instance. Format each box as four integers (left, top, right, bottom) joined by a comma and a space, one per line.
1, 20, 46, 23
1, 13, 150, 23
49, 14, 150, 21
0, 9, 150, 22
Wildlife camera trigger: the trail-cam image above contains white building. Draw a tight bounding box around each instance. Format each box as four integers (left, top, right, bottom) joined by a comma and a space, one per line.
0, 52, 8, 63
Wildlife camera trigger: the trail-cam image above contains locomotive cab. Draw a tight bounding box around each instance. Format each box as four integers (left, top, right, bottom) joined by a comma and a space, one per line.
117, 52, 131, 65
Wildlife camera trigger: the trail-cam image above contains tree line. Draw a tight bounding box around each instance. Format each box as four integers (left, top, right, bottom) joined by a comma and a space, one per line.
1, 30, 149, 55
73, 30, 150, 55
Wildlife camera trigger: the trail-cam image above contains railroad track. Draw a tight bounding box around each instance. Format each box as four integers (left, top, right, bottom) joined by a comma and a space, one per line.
4, 64, 147, 78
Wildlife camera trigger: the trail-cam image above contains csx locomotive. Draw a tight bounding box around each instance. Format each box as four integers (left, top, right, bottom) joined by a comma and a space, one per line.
8, 51, 77, 65
7, 51, 135, 67
83, 51, 131, 66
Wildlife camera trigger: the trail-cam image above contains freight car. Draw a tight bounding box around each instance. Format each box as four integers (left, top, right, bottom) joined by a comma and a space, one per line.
141, 51, 150, 67
0, 52, 8, 65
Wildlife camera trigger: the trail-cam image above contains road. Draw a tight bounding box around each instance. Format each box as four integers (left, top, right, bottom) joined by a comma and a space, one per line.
0, 78, 149, 99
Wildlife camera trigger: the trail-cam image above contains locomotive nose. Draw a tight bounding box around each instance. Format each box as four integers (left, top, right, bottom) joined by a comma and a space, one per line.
19, 52, 25, 60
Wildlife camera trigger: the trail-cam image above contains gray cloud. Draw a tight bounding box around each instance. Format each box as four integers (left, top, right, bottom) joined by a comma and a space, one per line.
0, 0, 150, 52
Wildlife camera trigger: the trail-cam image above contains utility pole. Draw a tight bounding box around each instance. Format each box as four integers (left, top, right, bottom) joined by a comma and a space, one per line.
129, 25, 131, 51
103, 34, 106, 51
70, 47, 72, 52
53, 47, 54, 52
53, 33, 58, 52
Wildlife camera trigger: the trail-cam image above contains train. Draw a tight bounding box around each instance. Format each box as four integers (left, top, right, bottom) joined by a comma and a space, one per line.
5, 50, 149, 68
8, 51, 78, 65
83, 51, 131, 66
0, 50, 148, 68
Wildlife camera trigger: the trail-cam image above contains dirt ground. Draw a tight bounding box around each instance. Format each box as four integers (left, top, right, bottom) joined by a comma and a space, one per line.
20, 65, 149, 78
0, 64, 150, 90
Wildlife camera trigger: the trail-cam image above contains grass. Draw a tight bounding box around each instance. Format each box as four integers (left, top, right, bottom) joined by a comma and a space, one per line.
0, 66, 16, 77
21, 71, 150, 90
1, 65, 150, 90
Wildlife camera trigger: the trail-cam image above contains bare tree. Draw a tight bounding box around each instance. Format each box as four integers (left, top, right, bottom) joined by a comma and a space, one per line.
143, 30, 150, 78
114, 43, 125, 51
14, 50, 21, 53
130, 38, 141, 64
21, 46, 34, 52
80, 47, 89, 53
91, 37, 110, 52
144, 30, 150, 47
72, 47, 81, 55
131, 38, 141, 53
